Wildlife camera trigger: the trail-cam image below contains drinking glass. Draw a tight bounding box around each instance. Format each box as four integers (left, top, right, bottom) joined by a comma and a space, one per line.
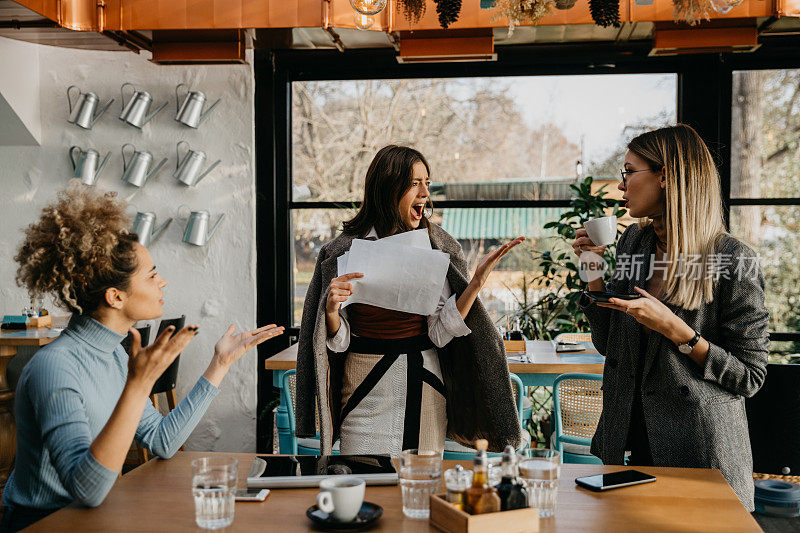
191, 457, 238, 529
399, 449, 442, 519
518, 448, 560, 518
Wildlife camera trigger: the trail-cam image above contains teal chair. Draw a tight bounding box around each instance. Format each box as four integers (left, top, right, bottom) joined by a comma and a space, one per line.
281, 369, 340, 456
443, 373, 528, 460
552, 373, 603, 464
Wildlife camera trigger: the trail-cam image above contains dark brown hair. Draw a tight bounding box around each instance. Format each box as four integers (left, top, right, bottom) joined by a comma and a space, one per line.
342, 145, 432, 238
15, 183, 140, 315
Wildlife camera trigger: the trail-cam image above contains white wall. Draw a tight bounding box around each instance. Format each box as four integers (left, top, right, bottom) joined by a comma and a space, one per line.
0, 37, 41, 145
0, 37, 258, 452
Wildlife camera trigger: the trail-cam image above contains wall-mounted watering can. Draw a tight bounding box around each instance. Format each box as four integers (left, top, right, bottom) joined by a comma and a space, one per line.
121, 144, 168, 188
69, 146, 111, 186
182, 210, 225, 246
119, 83, 168, 129
132, 211, 172, 247
67, 86, 114, 130
173, 141, 221, 187
175, 84, 221, 128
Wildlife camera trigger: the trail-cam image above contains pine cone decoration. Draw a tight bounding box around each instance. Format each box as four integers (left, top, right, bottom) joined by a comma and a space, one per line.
435, 0, 462, 29
397, 0, 426, 24
589, 0, 621, 27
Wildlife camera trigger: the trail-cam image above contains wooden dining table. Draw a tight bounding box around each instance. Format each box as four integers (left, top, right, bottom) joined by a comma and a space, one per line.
0, 317, 68, 491
28, 451, 761, 532
266, 341, 605, 453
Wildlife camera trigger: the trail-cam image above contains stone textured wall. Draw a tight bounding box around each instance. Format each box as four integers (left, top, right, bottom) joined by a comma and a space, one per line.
0, 37, 258, 452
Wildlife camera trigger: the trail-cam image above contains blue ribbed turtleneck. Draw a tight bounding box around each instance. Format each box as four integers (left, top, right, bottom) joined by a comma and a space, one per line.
3, 315, 219, 512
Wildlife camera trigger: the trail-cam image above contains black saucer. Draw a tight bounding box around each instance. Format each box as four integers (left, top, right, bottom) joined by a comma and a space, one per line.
306, 501, 383, 531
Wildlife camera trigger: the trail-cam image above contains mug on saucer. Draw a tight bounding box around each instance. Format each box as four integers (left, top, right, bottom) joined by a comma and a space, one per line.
316, 476, 365, 522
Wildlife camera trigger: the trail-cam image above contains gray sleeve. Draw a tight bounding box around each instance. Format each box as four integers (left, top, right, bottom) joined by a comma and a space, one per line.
700, 242, 770, 397
136, 376, 219, 458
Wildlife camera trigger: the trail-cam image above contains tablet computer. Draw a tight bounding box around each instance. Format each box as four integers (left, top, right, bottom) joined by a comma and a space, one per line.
246, 454, 398, 488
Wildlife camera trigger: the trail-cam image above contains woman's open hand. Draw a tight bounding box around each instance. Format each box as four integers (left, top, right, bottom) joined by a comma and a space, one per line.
598, 287, 681, 337
471, 237, 525, 289
127, 325, 198, 391
213, 323, 285, 369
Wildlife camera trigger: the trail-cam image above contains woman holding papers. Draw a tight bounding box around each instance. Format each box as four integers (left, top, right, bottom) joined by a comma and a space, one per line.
296, 145, 524, 457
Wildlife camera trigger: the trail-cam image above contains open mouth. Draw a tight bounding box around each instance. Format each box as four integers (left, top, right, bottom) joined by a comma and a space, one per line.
411, 203, 425, 221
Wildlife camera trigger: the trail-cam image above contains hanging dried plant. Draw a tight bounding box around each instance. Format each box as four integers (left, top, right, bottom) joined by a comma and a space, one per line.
672, 0, 711, 24
492, 0, 555, 34
396, 0, 426, 25
589, 0, 621, 28
435, 0, 462, 29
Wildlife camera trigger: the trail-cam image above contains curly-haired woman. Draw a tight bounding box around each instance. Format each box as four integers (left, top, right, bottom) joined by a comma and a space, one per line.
0, 184, 283, 532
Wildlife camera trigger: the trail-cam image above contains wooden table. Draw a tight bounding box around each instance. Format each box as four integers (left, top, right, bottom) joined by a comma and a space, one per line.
266, 341, 604, 453
0, 317, 68, 490
29, 452, 761, 532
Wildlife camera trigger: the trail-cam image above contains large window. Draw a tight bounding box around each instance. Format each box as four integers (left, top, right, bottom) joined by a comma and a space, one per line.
290, 74, 677, 327
730, 68, 800, 359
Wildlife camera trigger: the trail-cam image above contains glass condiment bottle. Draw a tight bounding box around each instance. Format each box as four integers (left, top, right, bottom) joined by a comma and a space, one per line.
495, 445, 528, 511
444, 464, 472, 511
465, 439, 501, 515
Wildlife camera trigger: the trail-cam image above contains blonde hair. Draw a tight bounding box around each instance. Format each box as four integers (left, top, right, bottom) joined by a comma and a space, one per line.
628, 124, 727, 310
15, 182, 139, 315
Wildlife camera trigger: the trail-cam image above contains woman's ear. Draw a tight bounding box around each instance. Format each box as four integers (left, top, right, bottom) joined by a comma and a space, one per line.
104, 287, 125, 310
659, 170, 667, 190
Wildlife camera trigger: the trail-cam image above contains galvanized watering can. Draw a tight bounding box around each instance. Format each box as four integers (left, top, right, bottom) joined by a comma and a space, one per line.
67, 86, 114, 129
175, 84, 221, 128
119, 83, 168, 128
121, 144, 168, 188
173, 141, 221, 187
69, 146, 111, 186
132, 212, 172, 247
182, 210, 225, 246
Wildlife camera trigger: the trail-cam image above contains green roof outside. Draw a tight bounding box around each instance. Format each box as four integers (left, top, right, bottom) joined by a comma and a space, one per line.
440, 207, 566, 240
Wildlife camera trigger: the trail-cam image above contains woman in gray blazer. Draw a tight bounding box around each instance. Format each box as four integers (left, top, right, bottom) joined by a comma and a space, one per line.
572, 124, 769, 510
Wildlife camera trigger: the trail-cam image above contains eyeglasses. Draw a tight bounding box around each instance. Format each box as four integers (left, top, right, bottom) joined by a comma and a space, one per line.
619, 168, 650, 187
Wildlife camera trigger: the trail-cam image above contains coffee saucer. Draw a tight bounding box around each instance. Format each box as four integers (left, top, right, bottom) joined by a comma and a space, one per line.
306, 501, 383, 531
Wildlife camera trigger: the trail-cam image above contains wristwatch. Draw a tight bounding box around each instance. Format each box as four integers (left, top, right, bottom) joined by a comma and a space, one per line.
677, 330, 701, 354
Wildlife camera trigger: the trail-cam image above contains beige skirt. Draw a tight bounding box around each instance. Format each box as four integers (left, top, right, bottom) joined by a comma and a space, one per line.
339, 335, 447, 457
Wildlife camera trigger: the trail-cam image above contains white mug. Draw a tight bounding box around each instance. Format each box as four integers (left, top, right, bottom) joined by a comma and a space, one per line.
583, 215, 618, 247
316, 476, 365, 522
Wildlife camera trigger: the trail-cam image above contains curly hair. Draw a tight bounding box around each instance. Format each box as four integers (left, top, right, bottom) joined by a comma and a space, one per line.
15, 182, 140, 315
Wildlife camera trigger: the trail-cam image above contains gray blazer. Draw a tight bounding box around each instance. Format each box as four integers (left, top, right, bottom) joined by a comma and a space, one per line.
295, 223, 522, 455
582, 222, 770, 511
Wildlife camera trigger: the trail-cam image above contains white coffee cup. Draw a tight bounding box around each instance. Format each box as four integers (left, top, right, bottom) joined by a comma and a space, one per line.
316, 476, 365, 522
583, 215, 618, 247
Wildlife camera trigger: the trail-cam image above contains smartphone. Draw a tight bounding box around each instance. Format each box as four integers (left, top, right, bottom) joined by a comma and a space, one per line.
234, 488, 270, 501
586, 291, 643, 303
575, 470, 656, 491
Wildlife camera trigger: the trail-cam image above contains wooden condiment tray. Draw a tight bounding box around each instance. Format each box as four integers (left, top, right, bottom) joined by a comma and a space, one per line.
429, 494, 539, 533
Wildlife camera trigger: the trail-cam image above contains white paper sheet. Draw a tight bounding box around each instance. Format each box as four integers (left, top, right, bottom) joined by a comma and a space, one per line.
336, 229, 432, 277
337, 229, 450, 316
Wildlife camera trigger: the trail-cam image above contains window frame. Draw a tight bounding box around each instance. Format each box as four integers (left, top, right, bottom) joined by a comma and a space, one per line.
254, 38, 800, 449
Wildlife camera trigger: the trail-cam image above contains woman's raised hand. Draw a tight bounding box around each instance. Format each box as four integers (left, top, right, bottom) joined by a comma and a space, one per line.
471, 237, 525, 289
127, 325, 198, 390
326, 272, 364, 316
212, 323, 285, 368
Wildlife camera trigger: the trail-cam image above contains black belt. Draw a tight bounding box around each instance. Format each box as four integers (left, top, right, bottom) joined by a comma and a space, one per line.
343, 334, 446, 450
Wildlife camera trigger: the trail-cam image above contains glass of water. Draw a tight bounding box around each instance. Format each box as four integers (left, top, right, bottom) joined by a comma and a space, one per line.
192, 457, 238, 529
518, 448, 560, 518
399, 449, 442, 519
